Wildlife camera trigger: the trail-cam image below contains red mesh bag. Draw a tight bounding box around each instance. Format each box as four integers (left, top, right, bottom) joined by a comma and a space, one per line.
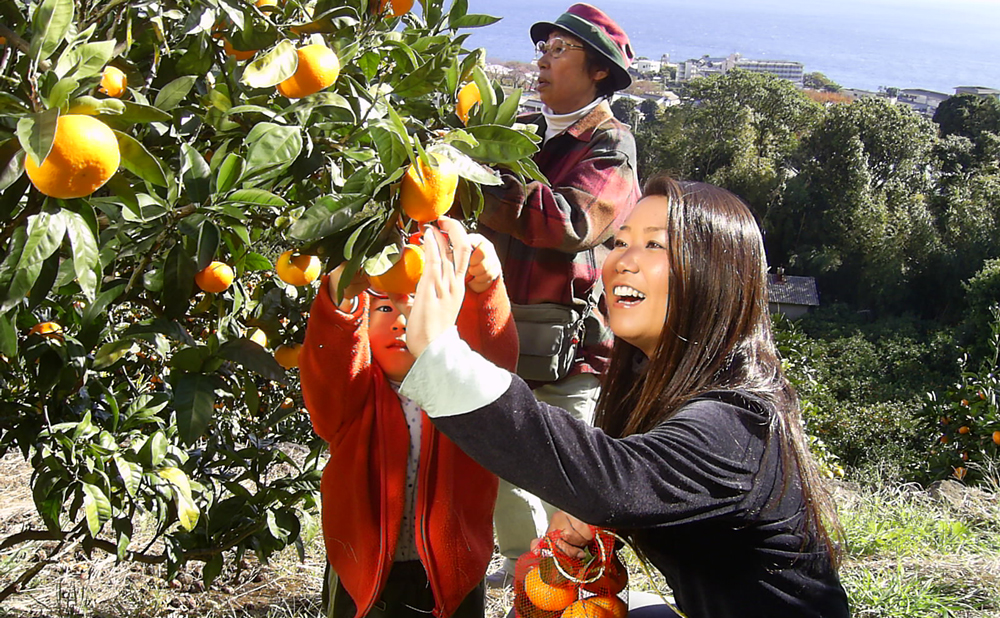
513, 528, 629, 618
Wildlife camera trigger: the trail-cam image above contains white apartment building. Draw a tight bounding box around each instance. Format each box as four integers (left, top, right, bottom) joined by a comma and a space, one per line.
676, 53, 803, 86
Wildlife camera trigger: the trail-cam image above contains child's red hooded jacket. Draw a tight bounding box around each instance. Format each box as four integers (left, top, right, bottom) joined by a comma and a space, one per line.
299, 276, 519, 618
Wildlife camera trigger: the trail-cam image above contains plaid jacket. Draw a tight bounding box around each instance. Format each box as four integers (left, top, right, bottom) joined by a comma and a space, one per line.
478, 99, 641, 380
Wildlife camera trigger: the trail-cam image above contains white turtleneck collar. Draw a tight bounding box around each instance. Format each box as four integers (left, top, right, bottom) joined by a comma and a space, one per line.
542, 97, 604, 144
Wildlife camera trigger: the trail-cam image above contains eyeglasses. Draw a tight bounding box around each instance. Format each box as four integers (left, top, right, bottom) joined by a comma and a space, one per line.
535, 38, 586, 60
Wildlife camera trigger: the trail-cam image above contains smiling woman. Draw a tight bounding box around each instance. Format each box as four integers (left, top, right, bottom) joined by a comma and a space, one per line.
399, 173, 851, 618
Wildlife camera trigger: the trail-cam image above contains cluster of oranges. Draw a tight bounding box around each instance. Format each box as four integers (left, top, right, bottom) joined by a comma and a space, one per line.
520, 556, 628, 618
192, 250, 319, 369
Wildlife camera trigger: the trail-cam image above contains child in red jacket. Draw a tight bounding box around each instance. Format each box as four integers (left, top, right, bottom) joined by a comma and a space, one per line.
299, 235, 519, 618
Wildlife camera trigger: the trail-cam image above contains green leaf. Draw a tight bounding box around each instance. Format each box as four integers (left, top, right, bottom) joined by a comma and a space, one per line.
13, 209, 67, 296
63, 210, 99, 300
82, 482, 112, 536
161, 243, 196, 318
139, 431, 168, 467
180, 143, 211, 203
495, 88, 522, 127
117, 101, 173, 123
67, 40, 116, 80
471, 65, 497, 123
202, 554, 224, 587
154, 75, 197, 111
242, 40, 298, 89
67, 95, 126, 116
0, 312, 18, 358
393, 56, 444, 99
114, 130, 168, 187
370, 125, 409, 173
217, 339, 288, 384
93, 339, 134, 370
158, 466, 200, 531
46, 77, 79, 109
288, 6, 359, 35
30, 0, 75, 63
452, 125, 539, 164
226, 188, 289, 208
288, 194, 368, 242
245, 123, 303, 179
196, 220, 220, 271
173, 373, 216, 446
0, 143, 26, 193
243, 252, 272, 271
215, 153, 245, 193
226, 104, 279, 118
449, 14, 501, 28
17, 107, 60, 167
427, 143, 502, 186
113, 455, 140, 497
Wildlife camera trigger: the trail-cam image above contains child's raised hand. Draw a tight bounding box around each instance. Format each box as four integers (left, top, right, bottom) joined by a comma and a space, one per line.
327, 262, 369, 312
406, 216, 471, 358
466, 234, 502, 294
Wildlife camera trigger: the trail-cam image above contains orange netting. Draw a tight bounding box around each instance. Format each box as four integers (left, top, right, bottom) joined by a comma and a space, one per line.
513, 528, 628, 618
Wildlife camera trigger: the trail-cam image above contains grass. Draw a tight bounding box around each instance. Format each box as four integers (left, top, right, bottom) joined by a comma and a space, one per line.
2, 453, 1000, 618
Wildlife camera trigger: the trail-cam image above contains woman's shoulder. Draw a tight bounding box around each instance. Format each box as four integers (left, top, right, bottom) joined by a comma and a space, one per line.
671, 390, 774, 435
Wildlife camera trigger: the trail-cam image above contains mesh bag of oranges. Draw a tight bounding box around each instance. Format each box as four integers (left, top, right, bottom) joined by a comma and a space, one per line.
514, 528, 629, 618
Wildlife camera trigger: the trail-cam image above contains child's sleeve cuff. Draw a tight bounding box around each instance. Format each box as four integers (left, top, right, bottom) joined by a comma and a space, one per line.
399, 326, 512, 418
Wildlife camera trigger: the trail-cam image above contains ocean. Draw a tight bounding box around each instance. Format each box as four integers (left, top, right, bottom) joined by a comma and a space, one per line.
459, 0, 1000, 95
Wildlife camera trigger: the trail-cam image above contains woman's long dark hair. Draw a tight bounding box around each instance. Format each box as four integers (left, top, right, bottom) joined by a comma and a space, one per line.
594, 172, 842, 565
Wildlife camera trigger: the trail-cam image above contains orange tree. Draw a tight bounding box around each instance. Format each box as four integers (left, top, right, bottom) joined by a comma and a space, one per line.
0, 0, 544, 596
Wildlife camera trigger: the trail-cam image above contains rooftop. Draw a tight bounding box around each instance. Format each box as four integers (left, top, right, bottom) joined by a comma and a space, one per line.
768, 274, 819, 306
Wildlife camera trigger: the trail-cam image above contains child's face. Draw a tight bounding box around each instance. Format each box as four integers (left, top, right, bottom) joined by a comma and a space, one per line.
368, 295, 416, 382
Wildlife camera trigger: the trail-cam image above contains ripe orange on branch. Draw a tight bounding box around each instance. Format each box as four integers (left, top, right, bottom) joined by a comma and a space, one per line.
274, 344, 302, 369
28, 322, 63, 338
223, 39, 257, 61
456, 81, 481, 124
99, 66, 127, 97
277, 44, 340, 99
378, 0, 414, 17
276, 250, 321, 286
369, 244, 425, 296
400, 155, 459, 223
24, 114, 120, 199
195, 261, 235, 293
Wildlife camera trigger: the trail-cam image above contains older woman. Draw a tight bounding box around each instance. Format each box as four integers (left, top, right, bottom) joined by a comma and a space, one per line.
479, 3, 642, 586
400, 174, 851, 618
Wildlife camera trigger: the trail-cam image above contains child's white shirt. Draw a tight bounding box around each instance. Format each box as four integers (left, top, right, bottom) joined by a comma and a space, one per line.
388, 380, 422, 562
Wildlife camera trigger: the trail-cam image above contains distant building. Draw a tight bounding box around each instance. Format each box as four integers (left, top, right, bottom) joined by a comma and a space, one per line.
840, 88, 880, 99
632, 58, 662, 76
676, 53, 803, 86
897, 88, 950, 116
768, 272, 819, 318
954, 86, 1000, 99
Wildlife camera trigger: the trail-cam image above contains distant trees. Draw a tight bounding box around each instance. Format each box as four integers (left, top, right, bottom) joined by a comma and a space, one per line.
803, 71, 842, 92
636, 71, 1000, 323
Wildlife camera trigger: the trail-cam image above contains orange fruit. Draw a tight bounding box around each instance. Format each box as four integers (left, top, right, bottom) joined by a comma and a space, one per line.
524, 566, 577, 612
275, 250, 321, 286
24, 115, 120, 199
953, 466, 967, 480
400, 155, 459, 223
28, 322, 63, 338
958, 425, 971, 435
587, 597, 627, 618
993, 430, 1000, 446
99, 66, 127, 98
249, 329, 268, 348
456, 81, 481, 124
280, 397, 295, 409
561, 598, 612, 618
277, 44, 340, 99
256, 0, 278, 7
223, 39, 257, 61
378, 0, 414, 17
274, 343, 302, 369
195, 261, 235, 293
369, 244, 424, 295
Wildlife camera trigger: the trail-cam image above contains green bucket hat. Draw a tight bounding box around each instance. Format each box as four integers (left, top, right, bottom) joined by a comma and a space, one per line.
530, 3, 634, 91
